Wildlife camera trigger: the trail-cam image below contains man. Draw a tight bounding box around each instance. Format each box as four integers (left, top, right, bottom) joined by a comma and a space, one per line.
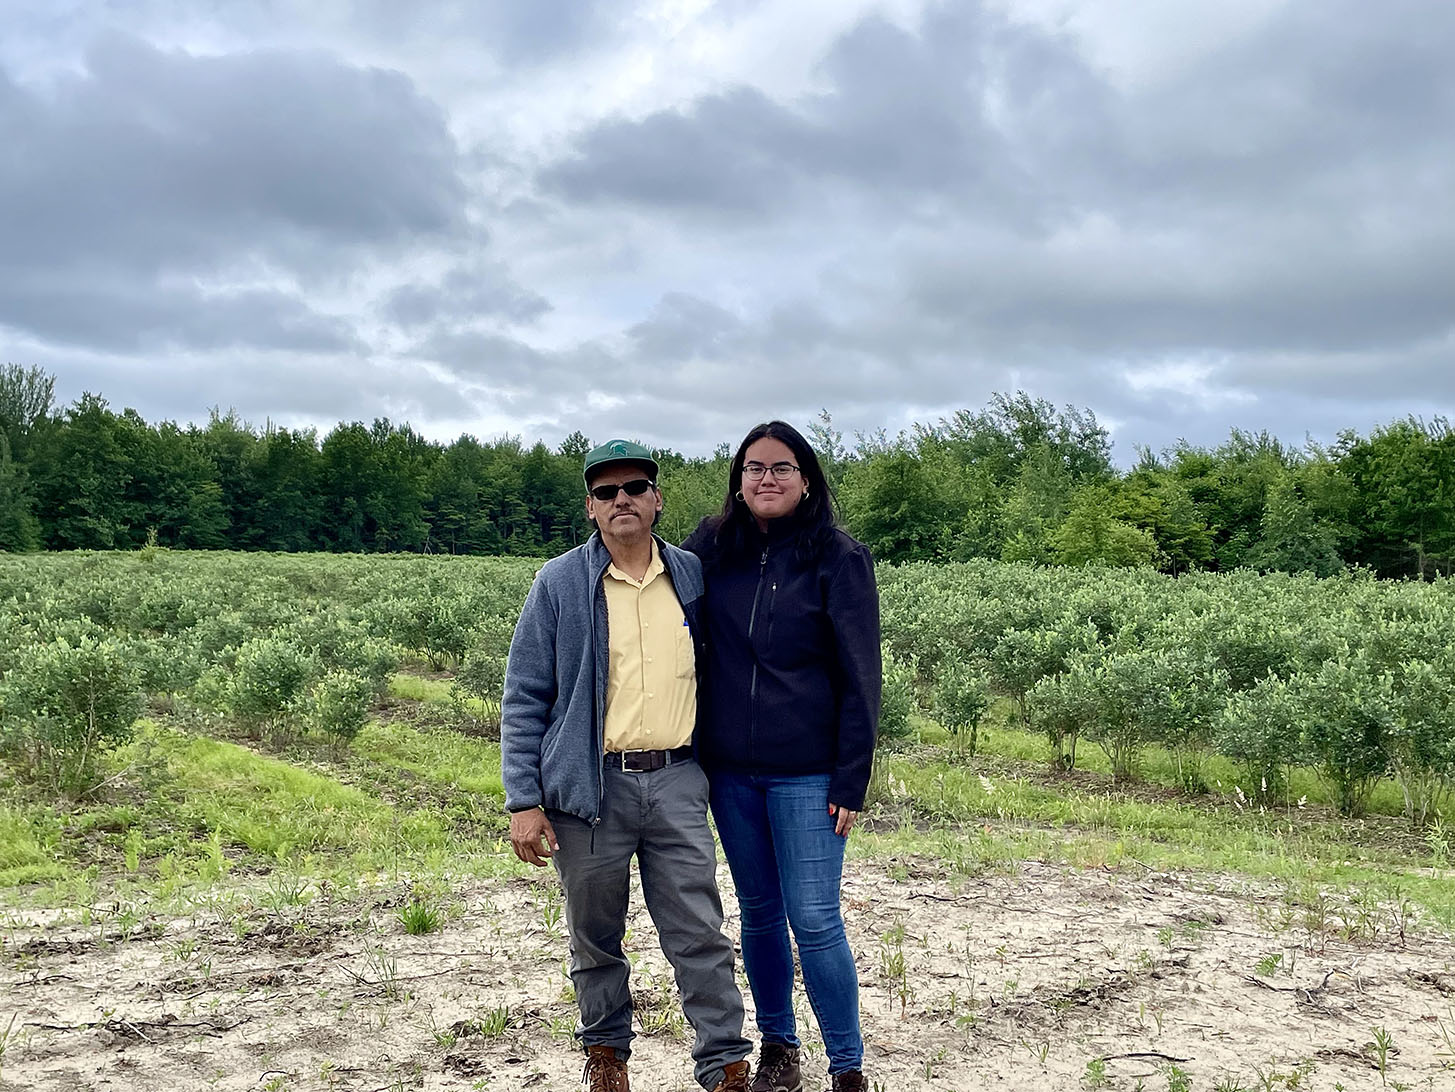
501, 439, 752, 1092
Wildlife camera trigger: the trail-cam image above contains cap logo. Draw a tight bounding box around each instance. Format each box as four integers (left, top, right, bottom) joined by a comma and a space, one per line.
609, 441, 628, 455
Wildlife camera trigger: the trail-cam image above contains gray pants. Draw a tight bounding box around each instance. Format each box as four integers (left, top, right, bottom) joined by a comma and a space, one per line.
551, 758, 750, 1090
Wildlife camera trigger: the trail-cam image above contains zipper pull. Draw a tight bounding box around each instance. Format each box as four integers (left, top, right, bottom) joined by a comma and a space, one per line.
760, 549, 769, 565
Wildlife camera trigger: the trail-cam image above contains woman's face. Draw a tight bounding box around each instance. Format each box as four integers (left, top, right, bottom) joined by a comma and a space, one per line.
741, 436, 805, 527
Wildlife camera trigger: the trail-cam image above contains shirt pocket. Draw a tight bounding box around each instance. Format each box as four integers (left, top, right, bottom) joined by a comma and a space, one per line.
674, 622, 696, 679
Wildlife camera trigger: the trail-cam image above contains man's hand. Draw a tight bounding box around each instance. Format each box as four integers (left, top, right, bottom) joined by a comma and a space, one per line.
509, 808, 559, 866
828, 802, 859, 838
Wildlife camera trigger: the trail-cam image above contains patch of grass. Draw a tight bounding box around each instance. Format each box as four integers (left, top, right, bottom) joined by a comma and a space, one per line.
0, 805, 66, 887
351, 721, 505, 804
956, 706, 1421, 820
0, 715, 529, 905
398, 897, 444, 935
387, 673, 455, 704
154, 726, 449, 862
8, 683, 1449, 933
0, 721, 487, 899
862, 729, 1455, 926
886, 733, 1445, 878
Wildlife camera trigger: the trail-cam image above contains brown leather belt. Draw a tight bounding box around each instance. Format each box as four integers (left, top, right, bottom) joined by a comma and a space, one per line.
604, 746, 693, 773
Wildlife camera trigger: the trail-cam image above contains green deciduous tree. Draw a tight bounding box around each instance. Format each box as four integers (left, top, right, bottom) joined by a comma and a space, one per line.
249, 426, 322, 550
1110, 460, 1214, 574
1337, 418, 1455, 578
999, 443, 1073, 564
126, 417, 228, 548
1168, 430, 1297, 570
839, 443, 965, 562
1244, 475, 1344, 577
31, 393, 134, 548
0, 363, 56, 463
0, 436, 40, 551
1052, 485, 1160, 568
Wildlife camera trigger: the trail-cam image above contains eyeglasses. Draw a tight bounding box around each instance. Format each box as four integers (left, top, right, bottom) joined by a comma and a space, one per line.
742, 461, 800, 481
589, 478, 656, 501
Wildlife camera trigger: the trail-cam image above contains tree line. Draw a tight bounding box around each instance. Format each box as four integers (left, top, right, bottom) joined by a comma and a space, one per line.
2, 364, 1451, 578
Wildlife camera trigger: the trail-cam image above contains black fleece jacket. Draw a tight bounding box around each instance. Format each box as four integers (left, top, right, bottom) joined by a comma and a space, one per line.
682, 516, 882, 810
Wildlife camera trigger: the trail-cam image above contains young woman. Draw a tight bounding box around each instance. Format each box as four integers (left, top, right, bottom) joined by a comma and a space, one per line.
683, 421, 880, 1092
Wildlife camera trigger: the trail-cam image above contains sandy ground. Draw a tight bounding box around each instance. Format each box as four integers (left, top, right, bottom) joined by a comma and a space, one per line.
4, 852, 1453, 1092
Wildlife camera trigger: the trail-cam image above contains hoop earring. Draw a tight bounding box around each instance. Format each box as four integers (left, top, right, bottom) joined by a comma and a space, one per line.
803, 486, 810, 498
735, 490, 744, 502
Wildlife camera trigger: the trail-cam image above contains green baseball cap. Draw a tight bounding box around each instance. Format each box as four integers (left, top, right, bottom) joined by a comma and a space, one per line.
583, 438, 659, 484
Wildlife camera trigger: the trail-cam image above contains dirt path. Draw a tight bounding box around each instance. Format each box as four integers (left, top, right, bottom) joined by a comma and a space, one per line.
5, 855, 1452, 1091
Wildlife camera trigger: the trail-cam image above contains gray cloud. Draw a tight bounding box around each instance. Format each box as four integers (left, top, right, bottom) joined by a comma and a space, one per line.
539, 7, 1071, 227
0, 32, 468, 357
9, 1, 1455, 462
2, 35, 466, 274
1, 279, 362, 354
47, 347, 469, 434
380, 265, 551, 329
340, 0, 629, 65
528, 0, 1455, 456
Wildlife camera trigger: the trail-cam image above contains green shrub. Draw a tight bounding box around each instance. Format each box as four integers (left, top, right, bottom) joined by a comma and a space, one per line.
1071, 648, 1196, 782
1028, 669, 1093, 769
333, 636, 399, 697
371, 594, 472, 670
226, 637, 316, 735
302, 670, 374, 743
932, 660, 991, 759
987, 618, 1097, 731
451, 649, 506, 735
1386, 656, 1455, 826
878, 646, 917, 747
126, 633, 204, 696
0, 630, 144, 795
1294, 653, 1391, 818
1217, 675, 1302, 801
189, 610, 253, 662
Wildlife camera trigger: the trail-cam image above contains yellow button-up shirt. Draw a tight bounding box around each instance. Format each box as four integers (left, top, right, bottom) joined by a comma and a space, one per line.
602, 541, 696, 752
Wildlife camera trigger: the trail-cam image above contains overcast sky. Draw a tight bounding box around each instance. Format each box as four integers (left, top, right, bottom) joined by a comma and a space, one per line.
3, 0, 1452, 461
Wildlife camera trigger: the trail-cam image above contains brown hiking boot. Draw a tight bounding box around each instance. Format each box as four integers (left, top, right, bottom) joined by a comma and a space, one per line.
581, 1045, 628, 1092
711, 1059, 751, 1092
828, 1071, 865, 1092
751, 1043, 803, 1092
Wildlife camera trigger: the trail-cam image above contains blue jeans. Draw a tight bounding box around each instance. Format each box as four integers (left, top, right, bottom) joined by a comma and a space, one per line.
709, 771, 863, 1074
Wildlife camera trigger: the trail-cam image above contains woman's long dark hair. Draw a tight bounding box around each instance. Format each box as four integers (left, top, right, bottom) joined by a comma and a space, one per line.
704, 420, 837, 565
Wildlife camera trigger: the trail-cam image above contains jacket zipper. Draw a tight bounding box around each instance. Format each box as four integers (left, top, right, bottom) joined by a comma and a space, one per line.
747, 547, 769, 760
765, 580, 778, 645
592, 554, 611, 834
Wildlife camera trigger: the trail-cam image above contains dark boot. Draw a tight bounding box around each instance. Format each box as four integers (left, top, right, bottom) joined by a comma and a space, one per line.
711, 1059, 752, 1092
750, 1043, 803, 1092
581, 1045, 628, 1092
829, 1071, 866, 1092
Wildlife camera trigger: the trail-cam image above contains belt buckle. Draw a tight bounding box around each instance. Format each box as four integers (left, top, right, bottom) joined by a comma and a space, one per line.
620, 749, 650, 773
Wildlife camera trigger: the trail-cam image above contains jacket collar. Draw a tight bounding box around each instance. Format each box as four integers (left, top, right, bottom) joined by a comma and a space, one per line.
586, 530, 678, 581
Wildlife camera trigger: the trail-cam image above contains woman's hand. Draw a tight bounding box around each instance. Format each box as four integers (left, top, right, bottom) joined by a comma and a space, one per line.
828, 802, 859, 837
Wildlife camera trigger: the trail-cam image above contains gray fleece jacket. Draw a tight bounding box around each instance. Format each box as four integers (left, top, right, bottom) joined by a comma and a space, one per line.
500, 532, 705, 823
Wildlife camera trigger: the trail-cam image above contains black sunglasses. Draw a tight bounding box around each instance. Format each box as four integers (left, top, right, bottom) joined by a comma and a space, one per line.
589, 478, 656, 502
